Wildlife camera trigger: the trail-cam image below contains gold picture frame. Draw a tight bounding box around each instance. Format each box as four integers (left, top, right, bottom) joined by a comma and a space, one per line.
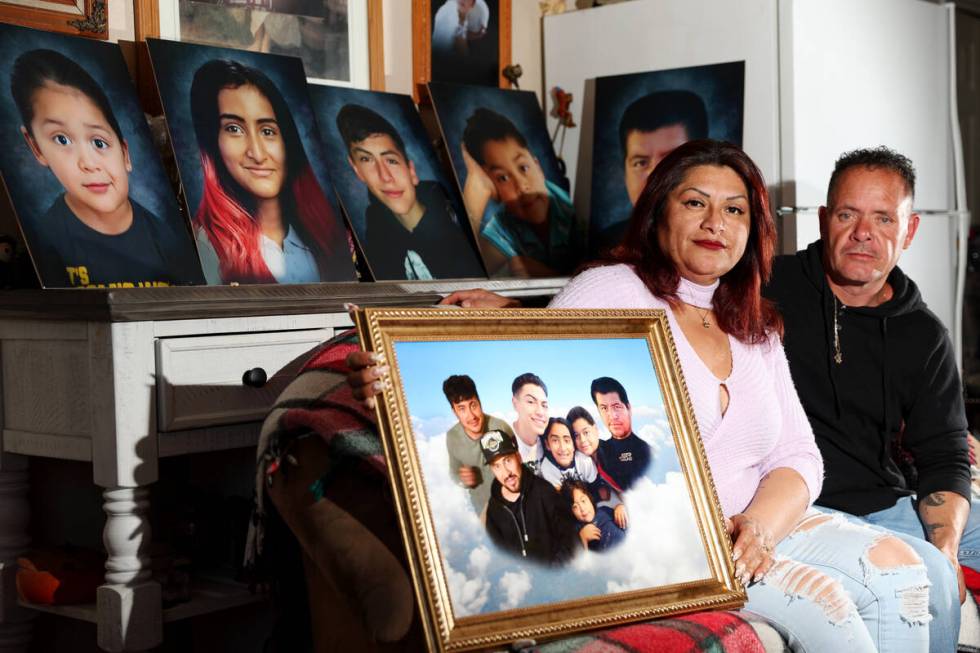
354, 307, 743, 652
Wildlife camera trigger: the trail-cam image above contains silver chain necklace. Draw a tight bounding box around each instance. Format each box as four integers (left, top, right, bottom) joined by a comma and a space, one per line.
833, 296, 843, 364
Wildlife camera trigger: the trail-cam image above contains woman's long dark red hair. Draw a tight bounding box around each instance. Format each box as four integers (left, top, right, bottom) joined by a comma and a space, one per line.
602, 139, 782, 343
190, 59, 342, 284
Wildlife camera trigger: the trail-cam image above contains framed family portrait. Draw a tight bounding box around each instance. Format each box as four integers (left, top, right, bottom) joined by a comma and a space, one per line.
354, 307, 743, 652
156, 0, 379, 89
412, 0, 511, 98
0, 0, 107, 39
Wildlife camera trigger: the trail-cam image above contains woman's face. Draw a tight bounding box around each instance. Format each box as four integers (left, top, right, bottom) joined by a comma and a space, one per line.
216, 84, 286, 200
657, 164, 751, 285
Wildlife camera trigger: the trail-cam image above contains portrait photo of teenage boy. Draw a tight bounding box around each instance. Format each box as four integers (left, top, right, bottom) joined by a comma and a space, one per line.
308, 85, 484, 280
428, 82, 583, 278
0, 24, 204, 288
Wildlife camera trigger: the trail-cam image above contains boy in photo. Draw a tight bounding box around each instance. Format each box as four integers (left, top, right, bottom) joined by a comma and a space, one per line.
561, 479, 626, 552
460, 108, 580, 277
442, 374, 515, 516
336, 103, 482, 280
11, 48, 200, 288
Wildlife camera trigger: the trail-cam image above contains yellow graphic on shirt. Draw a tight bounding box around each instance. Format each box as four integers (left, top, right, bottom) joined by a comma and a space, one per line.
65, 266, 171, 289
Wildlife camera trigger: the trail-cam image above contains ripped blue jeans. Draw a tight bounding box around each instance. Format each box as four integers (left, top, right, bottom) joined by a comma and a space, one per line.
743, 509, 930, 652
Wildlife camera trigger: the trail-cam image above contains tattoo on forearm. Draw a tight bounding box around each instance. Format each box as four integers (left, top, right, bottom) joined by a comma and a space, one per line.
923, 493, 947, 507
926, 522, 946, 537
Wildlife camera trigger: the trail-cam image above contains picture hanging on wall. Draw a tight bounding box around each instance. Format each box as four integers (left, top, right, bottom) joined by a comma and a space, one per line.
589, 61, 745, 254
308, 85, 486, 280
0, 23, 204, 288
428, 82, 583, 278
412, 0, 511, 99
159, 0, 371, 88
147, 38, 358, 285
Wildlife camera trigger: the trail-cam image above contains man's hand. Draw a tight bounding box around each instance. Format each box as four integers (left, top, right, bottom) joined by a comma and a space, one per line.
578, 523, 601, 550
726, 514, 775, 585
613, 504, 628, 530
440, 289, 520, 308
457, 465, 480, 488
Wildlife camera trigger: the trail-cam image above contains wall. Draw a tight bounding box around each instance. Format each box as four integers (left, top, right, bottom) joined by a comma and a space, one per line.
108, 1, 135, 43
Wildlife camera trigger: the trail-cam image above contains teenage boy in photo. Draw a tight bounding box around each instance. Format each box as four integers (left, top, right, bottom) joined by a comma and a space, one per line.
481, 429, 577, 565
460, 107, 580, 277
510, 372, 549, 474
442, 374, 515, 516
11, 49, 200, 288
336, 103, 482, 280
591, 376, 651, 491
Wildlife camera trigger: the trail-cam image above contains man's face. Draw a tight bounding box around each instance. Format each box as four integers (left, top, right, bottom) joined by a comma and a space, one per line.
23, 82, 132, 221
216, 84, 287, 201
480, 137, 549, 225
490, 453, 522, 493
623, 123, 689, 206
512, 383, 549, 437
545, 422, 575, 468
819, 166, 919, 291
571, 417, 599, 457
451, 396, 485, 439
570, 487, 595, 523
456, 0, 476, 13
348, 133, 420, 217
594, 390, 632, 439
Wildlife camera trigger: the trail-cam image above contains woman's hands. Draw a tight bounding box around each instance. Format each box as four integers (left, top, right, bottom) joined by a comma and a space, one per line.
439, 289, 521, 308
346, 350, 388, 410
726, 513, 775, 585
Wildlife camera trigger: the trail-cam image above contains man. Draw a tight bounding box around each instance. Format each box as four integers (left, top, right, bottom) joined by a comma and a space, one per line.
442, 375, 515, 516
335, 103, 482, 280
595, 90, 708, 251
590, 377, 651, 491
480, 429, 577, 565
510, 372, 549, 474
765, 146, 980, 651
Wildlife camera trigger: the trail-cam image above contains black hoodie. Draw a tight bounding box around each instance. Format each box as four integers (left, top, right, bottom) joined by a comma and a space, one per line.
764, 241, 970, 515
485, 463, 578, 566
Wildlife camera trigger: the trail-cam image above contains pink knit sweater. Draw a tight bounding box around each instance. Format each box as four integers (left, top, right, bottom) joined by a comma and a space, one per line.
549, 264, 823, 517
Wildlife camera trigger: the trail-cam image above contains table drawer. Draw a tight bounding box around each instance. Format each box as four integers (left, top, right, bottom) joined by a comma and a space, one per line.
155, 329, 333, 432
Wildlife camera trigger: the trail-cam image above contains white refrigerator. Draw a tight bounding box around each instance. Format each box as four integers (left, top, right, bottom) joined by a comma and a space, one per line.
543, 0, 970, 363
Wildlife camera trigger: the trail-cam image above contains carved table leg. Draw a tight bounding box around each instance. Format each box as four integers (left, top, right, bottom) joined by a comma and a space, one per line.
0, 464, 33, 653
97, 487, 161, 653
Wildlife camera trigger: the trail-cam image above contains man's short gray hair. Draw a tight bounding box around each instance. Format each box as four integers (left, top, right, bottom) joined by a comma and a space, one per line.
826, 146, 916, 206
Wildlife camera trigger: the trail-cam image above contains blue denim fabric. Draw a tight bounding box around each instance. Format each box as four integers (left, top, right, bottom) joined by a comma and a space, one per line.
743, 510, 930, 652
816, 499, 980, 653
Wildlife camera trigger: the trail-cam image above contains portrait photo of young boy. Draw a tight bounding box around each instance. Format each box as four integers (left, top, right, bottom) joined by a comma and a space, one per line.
309, 84, 484, 280
0, 24, 203, 288
428, 82, 583, 278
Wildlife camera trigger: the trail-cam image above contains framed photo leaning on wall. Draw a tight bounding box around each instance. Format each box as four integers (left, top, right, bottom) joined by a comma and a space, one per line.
354, 306, 743, 652
412, 0, 511, 99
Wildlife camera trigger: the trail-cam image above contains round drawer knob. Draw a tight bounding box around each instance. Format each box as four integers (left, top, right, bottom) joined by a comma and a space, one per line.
242, 367, 268, 388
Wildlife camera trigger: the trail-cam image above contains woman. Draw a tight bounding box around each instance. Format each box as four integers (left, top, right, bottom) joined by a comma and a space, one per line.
190, 59, 350, 284
349, 140, 931, 651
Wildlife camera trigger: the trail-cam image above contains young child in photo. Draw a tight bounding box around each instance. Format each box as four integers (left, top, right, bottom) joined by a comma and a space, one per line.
460, 107, 580, 277
11, 48, 200, 288
561, 479, 625, 552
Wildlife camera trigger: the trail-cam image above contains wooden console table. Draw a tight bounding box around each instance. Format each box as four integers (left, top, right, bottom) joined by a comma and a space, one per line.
0, 279, 565, 652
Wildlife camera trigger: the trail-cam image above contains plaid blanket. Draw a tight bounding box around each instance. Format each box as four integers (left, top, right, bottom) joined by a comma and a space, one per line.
248, 330, 767, 652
